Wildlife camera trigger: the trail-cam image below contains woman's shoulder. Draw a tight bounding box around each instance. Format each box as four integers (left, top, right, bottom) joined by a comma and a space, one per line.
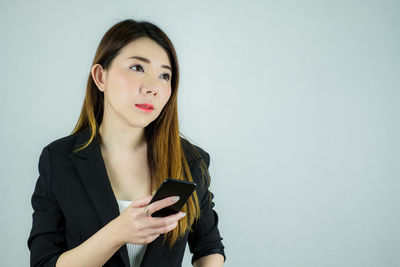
180, 136, 210, 166
43, 131, 211, 164
43, 128, 90, 157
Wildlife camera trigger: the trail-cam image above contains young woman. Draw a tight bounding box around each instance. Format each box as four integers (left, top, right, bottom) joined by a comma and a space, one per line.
27, 19, 225, 267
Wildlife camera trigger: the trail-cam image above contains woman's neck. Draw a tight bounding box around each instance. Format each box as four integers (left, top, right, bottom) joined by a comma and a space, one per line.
98, 122, 147, 155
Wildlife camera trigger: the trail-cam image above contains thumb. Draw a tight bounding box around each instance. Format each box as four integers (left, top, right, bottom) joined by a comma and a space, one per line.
131, 195, 153, 208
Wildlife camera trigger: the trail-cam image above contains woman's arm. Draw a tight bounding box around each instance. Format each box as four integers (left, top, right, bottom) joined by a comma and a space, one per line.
28, 146, 127, 267
55, 219, 123, 267
187, 147, 226, 265
193, 254, 224, 267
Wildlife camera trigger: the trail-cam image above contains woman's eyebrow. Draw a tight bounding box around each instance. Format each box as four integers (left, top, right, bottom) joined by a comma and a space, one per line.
128, 56, 171, 71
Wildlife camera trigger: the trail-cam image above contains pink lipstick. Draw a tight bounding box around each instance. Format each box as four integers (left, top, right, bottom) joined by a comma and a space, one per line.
135, 103, 154, 113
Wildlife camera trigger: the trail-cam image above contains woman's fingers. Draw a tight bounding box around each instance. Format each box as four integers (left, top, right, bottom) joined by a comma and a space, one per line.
116, 195, 186, 244
148, 221, 179, 236
150, 212, 186, 228
131, 195, 153, 208
144, 196, 180, 215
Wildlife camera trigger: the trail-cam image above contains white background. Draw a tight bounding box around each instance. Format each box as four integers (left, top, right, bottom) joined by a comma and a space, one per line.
0, 0, 399, 266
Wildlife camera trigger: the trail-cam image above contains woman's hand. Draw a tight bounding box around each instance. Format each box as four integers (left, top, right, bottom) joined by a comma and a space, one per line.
110, 195, 186, 246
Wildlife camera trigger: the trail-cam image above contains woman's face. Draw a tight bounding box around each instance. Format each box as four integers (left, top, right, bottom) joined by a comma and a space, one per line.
94, 37, 172, 129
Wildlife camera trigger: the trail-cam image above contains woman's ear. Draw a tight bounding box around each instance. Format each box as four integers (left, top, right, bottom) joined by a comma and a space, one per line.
91, 64, 107, 92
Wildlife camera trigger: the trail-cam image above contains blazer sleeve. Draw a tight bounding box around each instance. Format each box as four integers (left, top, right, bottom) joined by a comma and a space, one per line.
27, 145, 65, 267
187, 149, 226, 265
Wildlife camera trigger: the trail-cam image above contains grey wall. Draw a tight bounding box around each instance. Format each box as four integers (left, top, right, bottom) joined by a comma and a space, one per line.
1, 0, 399, 266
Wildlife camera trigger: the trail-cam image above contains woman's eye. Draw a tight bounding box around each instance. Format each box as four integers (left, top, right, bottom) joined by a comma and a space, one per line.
130, 64, 144, 72
161, 73, 170, 81
131, 64, 169, 81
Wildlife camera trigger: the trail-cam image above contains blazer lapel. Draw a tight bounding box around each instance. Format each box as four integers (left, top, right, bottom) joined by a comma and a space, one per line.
139, 235, 168, 267
68, 128, 168, 267
69, 129, 130, 267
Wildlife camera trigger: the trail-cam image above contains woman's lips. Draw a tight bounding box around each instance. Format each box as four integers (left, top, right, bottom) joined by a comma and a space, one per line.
135, 103, 154, 113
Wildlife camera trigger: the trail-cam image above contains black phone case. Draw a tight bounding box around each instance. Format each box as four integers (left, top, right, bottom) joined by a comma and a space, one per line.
149, 178, 197, 217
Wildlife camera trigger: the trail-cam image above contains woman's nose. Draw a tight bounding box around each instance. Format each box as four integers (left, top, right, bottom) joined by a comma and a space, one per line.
145, 88, 157, 95
141, 77, 159, 95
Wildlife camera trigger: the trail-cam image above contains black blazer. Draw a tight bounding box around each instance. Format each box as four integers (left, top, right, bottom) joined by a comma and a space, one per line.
27, 128, 225, 267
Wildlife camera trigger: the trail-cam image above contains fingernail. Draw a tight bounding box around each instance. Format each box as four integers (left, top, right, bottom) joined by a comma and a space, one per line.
172, 196, 180, 202
180, 212, 186, 218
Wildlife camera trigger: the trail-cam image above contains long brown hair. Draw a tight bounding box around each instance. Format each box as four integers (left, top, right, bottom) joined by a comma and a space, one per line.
70, 19, 201, 248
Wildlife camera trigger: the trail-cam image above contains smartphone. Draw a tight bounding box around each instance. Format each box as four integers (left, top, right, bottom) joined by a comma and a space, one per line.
148, 178, 197, 217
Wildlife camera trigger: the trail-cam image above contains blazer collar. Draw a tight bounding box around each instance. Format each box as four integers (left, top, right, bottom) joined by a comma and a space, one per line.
68, 128, 170, 267
71, 128, 200, 163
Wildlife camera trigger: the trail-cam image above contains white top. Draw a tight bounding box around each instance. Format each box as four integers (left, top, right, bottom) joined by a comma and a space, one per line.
116, 199, 147, 267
